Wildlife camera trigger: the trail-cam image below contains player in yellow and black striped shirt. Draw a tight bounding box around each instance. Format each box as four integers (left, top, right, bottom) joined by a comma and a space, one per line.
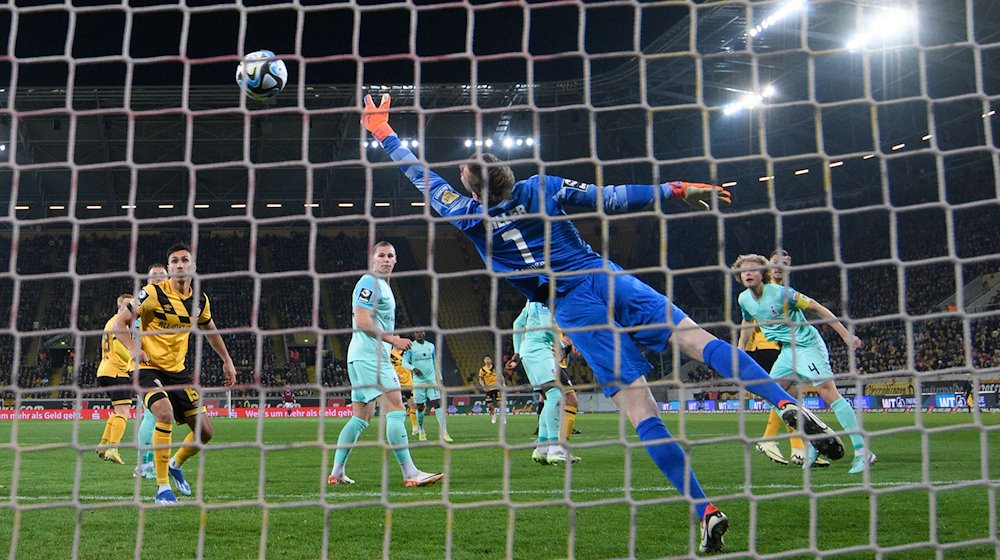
95, 293, 135, 466
477, 355, 503, 424
114, 243, 237, 505
390, 346, 419, 435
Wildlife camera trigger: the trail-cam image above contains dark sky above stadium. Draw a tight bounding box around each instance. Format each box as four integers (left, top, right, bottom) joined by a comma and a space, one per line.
2, 0, 679, 89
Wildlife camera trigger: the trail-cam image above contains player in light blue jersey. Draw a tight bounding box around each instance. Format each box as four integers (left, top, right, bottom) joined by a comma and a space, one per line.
134, 263, 167, 481
405, 331, 452, 443
734, 254, 876, 474
510, 300, 579, 465
328, 241, 443, 488
362, 93, 846, 553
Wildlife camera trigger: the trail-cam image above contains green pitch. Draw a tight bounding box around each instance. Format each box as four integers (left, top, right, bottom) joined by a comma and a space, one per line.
1, 412, 997, 559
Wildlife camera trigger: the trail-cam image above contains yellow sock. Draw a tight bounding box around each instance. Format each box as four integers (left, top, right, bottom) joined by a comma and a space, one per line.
99, 417, 113, 446
408, 408, 417, 431
562, 405, 578, 441
107, 413, 127, 445
153, 422, 173, 485
763, 408, 783, 438
171, 432, 199, 468
788, 424, 804, 451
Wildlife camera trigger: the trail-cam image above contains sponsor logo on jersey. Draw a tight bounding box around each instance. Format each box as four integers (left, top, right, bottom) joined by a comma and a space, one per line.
358, 288, 373, 304
562, 179, 588, 192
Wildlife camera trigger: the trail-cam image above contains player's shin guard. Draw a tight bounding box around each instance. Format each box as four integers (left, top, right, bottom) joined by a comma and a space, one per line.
702, 340, 794, 406
562, 404, 578, 441
385, 410, 413, 466
153, 422, 173, 485
138, 407, 156, 465
830, 397, 865, 453
636, 416, 710, 520
334, 416, 370, 466
543, 387, 561, 441
435, 408, 448, 433
172, 432, 199, 468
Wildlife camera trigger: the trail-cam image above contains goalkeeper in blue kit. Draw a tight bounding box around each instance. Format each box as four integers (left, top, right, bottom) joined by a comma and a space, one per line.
362, 93, 845, 554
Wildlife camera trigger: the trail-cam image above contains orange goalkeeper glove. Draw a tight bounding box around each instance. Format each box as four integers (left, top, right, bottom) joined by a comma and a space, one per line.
666, 181, 732, 211
361, 93, 394, 142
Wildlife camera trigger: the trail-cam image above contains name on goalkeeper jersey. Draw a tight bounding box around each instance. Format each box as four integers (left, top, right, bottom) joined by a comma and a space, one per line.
492, 204, 528, 228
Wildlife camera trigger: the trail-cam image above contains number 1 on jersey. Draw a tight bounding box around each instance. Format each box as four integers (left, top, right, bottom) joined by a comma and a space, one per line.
501, 227, 537, 265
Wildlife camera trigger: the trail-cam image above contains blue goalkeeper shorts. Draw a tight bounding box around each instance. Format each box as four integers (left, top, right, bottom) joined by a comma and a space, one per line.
554, 263, 688, 397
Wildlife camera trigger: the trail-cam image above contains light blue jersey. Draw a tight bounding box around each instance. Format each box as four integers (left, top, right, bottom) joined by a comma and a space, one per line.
513, 301, 558, 388
513, 301, 557, 358
404, 340, 436, 385
347, 274, 395, 364
738, 283, 821, 348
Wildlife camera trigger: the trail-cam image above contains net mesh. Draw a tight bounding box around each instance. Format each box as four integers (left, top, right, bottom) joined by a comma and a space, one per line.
2, 0, 1000, 558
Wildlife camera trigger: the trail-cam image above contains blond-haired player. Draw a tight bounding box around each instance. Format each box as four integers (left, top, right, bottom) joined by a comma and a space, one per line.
95, 293, 136, 465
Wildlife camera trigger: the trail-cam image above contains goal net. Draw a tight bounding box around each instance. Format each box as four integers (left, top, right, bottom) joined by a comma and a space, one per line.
2, 0, 999, 558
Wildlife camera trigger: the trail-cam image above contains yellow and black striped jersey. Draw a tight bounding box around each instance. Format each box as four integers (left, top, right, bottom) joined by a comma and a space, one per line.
390, 348, 413, 387
479, 364, 501, 389
131, 280, 212, 374
746, 321, 780, 352
97, 313, 132, 378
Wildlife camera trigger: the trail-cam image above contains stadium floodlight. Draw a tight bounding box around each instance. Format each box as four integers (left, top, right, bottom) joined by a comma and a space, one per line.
503, 138, 514, 148
194, 204, 210, 209
484, 139, 494, 147
374, 202, 391, 207
525, 138, 535, 146
0, 144, 6, 151
721, 181, 737, 188
847, 8, 917, 50
722, 91, 767, 115
749, 0, 805, 38
266, 203, 282, 208
830, 161, 844, 168
891, 143, 905, 151
49, 205, 65, 210
337, 202, 354, 208
14, 205, 28, 210
922, 134, 932, 140
464, 139, 472, 147
158, 204, 174, 209
86, 205, 102, 210
984, 110, 995, 118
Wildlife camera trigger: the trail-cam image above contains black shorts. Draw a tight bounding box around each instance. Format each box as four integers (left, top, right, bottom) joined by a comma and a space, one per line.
401, 388, 413, 401
747, 348, 780, 373
560, 369, 574, 387
485, 389, 500, 402
139, 368, 204, 424
98, 376, 133, 406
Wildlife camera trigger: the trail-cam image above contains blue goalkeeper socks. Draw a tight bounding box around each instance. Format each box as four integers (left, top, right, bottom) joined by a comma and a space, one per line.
702, 339, 795, 406
417, 410, 424, 429
830, 397, 865, 453
385, 410, 413, 465
334, 416, 369, 466
636, 416, 710, 520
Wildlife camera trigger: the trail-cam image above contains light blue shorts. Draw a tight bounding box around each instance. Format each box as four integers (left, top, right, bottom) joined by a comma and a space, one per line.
413, 383, 441, 405
348, 359, 400, 404
770, 343, 834, 386
520, 350, 557, 389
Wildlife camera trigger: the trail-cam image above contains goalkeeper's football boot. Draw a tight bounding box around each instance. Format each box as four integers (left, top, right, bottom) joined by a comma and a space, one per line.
102, 448, 125, 465
755, 441, 788, 465
698, 506, 728, 554
327, 473, 356, 485
778, 401, 844, 460
168, 463, 192, 496
848, 451, 878, 474
403, 471, 443, 487
155, 488, 178, 505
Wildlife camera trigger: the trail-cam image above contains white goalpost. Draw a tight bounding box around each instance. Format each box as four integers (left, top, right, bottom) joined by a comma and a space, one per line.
2, 0, 999, 558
